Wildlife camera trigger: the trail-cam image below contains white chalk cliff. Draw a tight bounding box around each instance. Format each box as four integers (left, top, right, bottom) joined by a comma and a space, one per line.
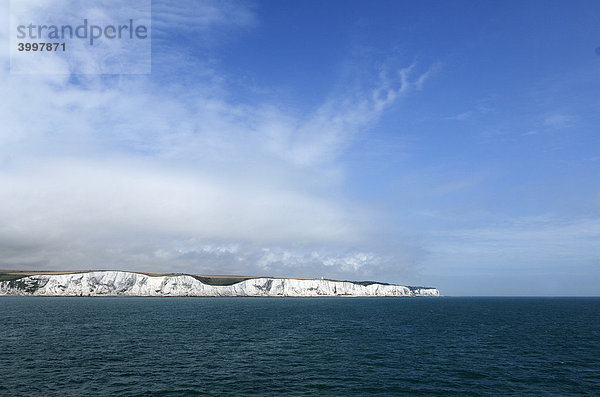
0, 271, 440, 297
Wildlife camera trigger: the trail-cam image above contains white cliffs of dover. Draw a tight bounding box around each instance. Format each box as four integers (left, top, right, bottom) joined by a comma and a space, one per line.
0, 271, 440, 297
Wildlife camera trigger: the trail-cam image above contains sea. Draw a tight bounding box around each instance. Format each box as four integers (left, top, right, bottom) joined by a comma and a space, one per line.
1, 297, 599, 396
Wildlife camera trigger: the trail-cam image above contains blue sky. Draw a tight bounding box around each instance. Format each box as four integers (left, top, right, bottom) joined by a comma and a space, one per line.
1, 0, 599, 295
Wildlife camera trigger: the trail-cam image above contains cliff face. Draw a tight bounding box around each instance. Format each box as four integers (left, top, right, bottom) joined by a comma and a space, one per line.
0, 271, 440, 297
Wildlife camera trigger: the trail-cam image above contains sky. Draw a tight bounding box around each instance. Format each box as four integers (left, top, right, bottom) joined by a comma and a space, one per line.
1, 0, 599, 295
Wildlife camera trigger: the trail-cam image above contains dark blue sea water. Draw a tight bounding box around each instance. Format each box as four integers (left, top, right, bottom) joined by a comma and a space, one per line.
1, 297, 599, 396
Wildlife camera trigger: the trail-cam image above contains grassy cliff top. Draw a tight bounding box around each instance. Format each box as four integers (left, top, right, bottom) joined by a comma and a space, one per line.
0, 270, 419, 288
0, 270, 257, 286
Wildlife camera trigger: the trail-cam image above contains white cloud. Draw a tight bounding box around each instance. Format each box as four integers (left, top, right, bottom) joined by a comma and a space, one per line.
543, 113, 576, 129
446, 102, 494, 121
0, 1, 432, 278
426, 215, 600, 267
152, 0, 256, 35
446, 110, 473, 121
